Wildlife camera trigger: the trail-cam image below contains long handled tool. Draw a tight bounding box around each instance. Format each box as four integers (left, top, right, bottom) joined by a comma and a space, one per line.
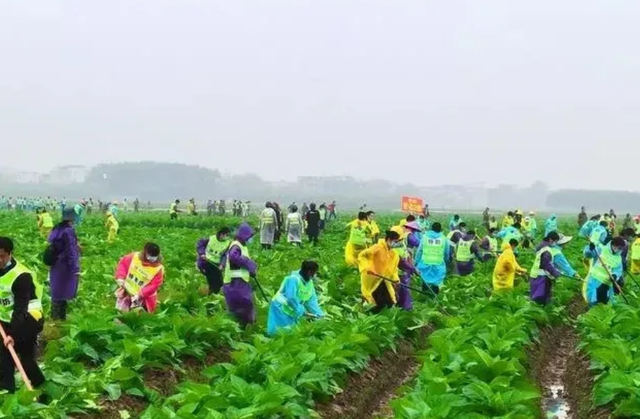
595, 252, 630, 304
251, 275, 270, 303
0, 323, 33, 391
370, 272, 450, 315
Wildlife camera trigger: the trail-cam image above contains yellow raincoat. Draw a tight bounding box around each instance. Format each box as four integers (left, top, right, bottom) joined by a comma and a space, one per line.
345, 220, 370, 267
630, 238, 640, 275
492, 243, 526, 291
368, 220, 380, 241
106, 212, 119, 243
357, 239, 400, 304
501, 215, 514, 229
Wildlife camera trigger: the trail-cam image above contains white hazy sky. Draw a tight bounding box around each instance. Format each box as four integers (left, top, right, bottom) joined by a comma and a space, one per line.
1, 1, 639, 190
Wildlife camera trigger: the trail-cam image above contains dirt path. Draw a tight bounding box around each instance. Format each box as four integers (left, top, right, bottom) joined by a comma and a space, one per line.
314, 340, 419, 419
529, 297, 609, 419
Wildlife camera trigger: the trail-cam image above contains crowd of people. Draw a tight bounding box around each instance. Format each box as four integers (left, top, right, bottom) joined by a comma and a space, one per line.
1, 200, 639, 396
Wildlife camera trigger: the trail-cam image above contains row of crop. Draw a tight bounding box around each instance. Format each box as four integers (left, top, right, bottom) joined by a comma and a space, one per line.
578, 300, 640, 417
132, 258, 503, 418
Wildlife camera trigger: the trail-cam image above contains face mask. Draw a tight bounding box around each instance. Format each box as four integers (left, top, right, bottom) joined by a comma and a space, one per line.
390, 241, 403, 248
247, 237, 254, 245
146, 255, 158, 262
613, 248, 622, 255
3, 260, 11, 269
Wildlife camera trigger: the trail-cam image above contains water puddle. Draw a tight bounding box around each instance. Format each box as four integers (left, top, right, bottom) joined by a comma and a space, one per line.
545, 384, 571, 419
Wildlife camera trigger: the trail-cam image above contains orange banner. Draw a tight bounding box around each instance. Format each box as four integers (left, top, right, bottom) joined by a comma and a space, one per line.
401, 196, 424, 213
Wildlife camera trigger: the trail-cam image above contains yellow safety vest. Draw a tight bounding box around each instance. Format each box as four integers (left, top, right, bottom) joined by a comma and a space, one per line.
456, 239, 473, 262
0, 261, 43, 323
224, 241, 251, 283
124, 253, 163, 296
205, 236, 230, 264
529, 246, 553, 278
41, 213, 53, 228
588, 245, 621, 285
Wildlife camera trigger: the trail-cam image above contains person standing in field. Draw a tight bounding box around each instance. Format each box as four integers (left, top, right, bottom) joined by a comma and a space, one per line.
529, 232, 563, 305
170, 199, 181, 220
327, 201, 337, 221
454, 230, 484, 276
318, 204, 327, 231
197, 227, 231, 294
267, 260, 325, 336
222, 223, 258, 327
392, 226, 419, 311
578, 206, 588, 227
305, 203, 320, 245
492, 239, 527, 292
105, 210, 119, 243
479, 228, 499, 260
114, 243, 164, 313
300, 203, 309, 218
286, 206, 304, 246
345, 212, 369, 267
366, 211, 380, 243
273, 202, 283, 242
358, 230, 402, 313
415, 222, 450, 295
259, 202, 277, 250
501, 212, 515, 229
482, 207, 490, 230
47, 209, 81, 321
629, 231, 640, 275
0, 237, 46, 394
583, 237, 625, 306
37, 207, 54, 238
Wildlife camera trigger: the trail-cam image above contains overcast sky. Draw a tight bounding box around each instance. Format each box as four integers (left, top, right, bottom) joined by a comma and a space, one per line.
1, 1, 639, 190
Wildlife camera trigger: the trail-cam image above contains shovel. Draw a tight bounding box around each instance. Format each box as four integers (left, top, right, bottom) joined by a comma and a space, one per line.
0, 323, 33, 391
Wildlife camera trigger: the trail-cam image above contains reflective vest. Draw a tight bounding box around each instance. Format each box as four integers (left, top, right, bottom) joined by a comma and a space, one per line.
261, 210, 275, 224
224, 241, 251, 283
124, 253, 163, 296
349, 223, 368, 247
205, 236, 230, 264
41, 213, 53, 228
588, 245, 621, 285
273, 271, 314, 318
421, 236, 446, 265
456, 239, 473, 262
530, 246, 553, 278
319, 209, 326, 220
485, 236, 498, 253
590, 226, 605, 244
0, 261, 43, 323
170, 203, 177, 214
392, 239, 408, 259
632, 238, 640, 260
488, 220, 498, 230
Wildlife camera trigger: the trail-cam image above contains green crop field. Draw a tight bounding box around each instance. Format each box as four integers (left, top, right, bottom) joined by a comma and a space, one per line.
0, 210, 637, 419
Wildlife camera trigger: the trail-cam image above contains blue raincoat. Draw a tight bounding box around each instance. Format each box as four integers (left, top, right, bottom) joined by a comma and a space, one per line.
415, 231, 450, 287
582, 244, 623, 306
267, 270, 324, 336
544, 215, 558, 237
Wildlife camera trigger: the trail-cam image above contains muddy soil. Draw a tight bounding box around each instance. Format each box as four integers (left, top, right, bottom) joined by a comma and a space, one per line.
315, 340, 418, 419
81, 394, 147, 419
316, 326, 432, 419
529, 297, 609, 419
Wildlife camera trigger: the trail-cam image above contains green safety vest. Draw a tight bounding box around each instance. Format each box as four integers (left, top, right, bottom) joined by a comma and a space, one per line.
392, 238, 408, 259
273, 271, 314, 318
589, 245, 621, 285
349, 224, 368, 247
456, 239, 473, 262
41, 213, 53, 228
447, 230, 460, 241
421, 236, 446, 265
590, 227, 604, 244
205, 236, 230, 264
224, 241, 251, 284
486, 236, 498, 252
0, 261, 43, 323
529, 246, 554, 278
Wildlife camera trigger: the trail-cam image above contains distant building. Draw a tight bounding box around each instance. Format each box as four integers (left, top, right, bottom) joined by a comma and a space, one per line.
47, 165, 89, 185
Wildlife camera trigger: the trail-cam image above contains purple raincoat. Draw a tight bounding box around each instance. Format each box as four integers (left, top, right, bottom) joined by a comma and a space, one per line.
196, 238, 210, 272
48, 223, 81, 301
222, 224, 257, 326
455, 234, 483, 276
530, 241, 561, 305
397, 258, 418, 310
